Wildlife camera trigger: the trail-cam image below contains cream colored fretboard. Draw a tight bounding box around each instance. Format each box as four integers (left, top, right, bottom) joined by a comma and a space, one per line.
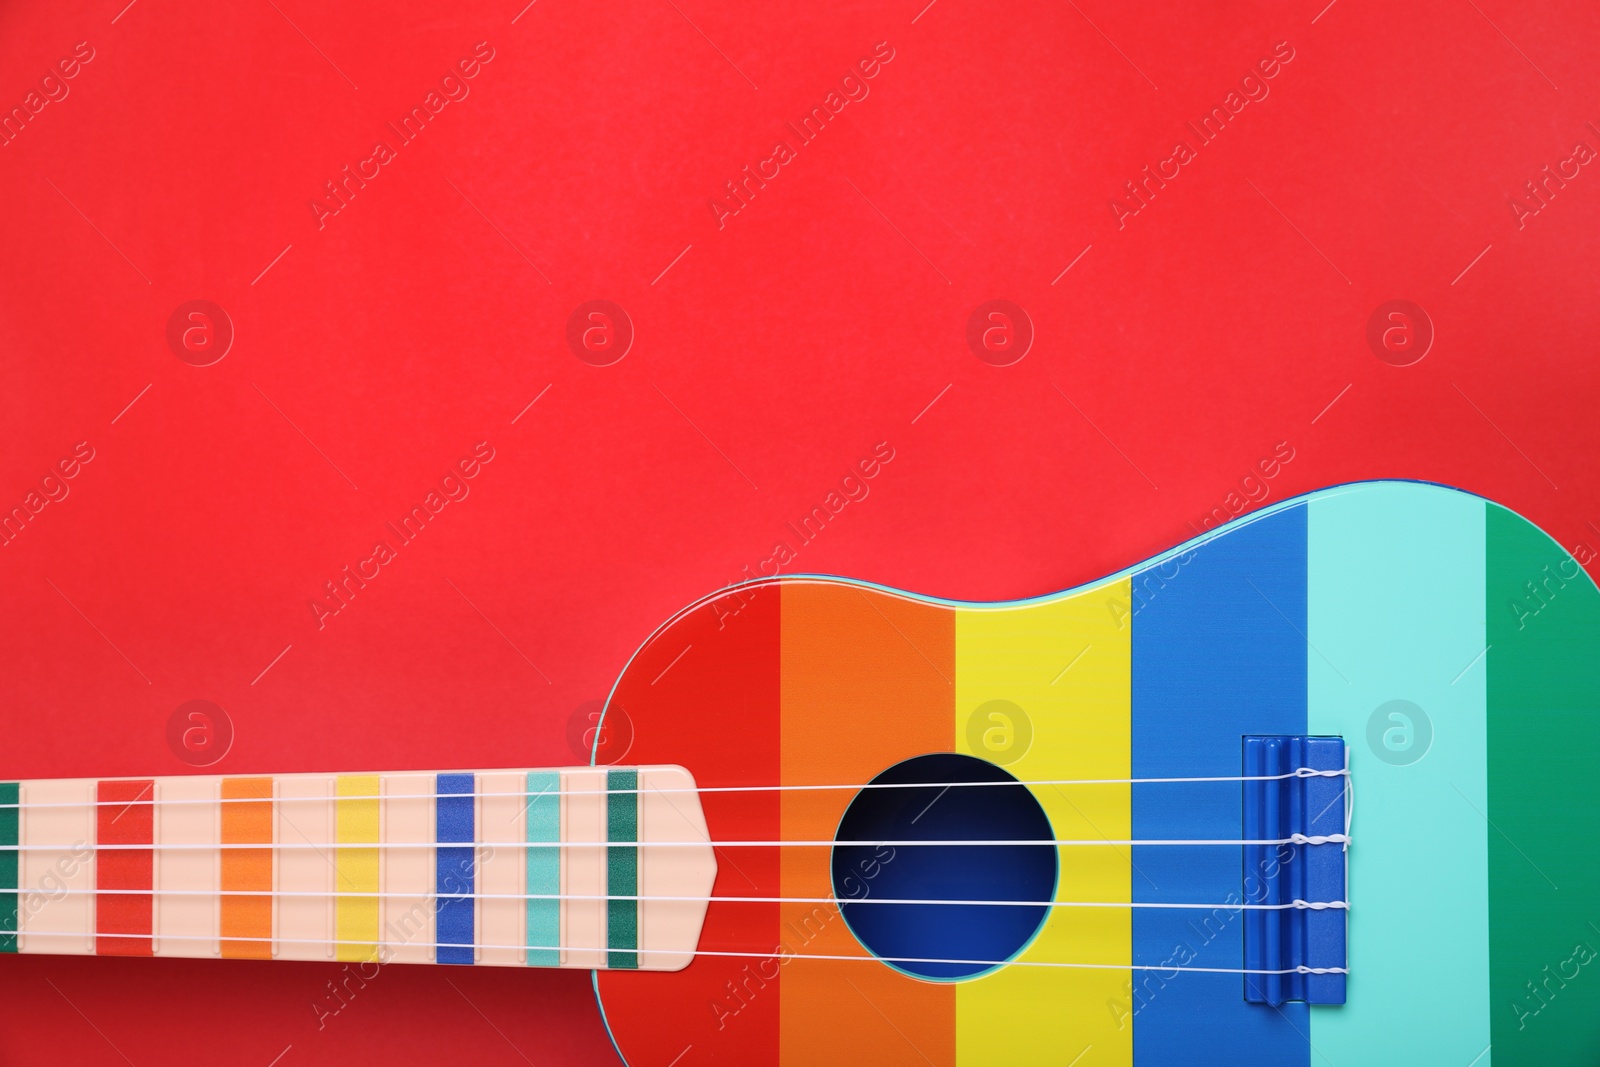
0, 766, 715, 971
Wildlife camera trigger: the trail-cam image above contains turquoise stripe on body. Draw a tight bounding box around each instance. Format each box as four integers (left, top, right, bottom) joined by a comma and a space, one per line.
526, 771, 561, 966
1307, 483, 1491, 1063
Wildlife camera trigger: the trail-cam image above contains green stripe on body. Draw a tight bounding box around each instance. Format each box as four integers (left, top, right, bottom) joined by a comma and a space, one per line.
0, 782, 15, 953
1488, 504, 1600, 1064
525, 772, 561, 966
606, 769, 638, 969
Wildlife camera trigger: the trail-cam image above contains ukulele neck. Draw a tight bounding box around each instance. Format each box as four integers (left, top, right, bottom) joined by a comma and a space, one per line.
0, 766, 715, 971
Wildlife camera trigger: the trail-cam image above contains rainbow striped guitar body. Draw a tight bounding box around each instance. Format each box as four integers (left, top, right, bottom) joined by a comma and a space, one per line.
3, 481, 1598, 1067
593, 480, 1600, 1067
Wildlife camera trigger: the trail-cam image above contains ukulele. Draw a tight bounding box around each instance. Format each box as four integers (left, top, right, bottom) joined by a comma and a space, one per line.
4, 480, 1597, 1066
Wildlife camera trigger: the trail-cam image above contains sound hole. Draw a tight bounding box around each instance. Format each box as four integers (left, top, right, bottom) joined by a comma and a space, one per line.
831, 753, 1056, 981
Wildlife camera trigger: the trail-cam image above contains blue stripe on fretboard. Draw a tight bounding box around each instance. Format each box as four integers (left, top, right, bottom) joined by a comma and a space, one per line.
436, 774, 475, 965
525, 772, 560, 966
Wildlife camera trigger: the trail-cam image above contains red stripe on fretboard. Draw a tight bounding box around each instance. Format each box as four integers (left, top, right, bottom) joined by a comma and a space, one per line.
96, 780, 154, 956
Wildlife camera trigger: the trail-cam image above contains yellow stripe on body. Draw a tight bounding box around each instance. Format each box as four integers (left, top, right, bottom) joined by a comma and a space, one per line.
955, 581, 1132, 1067
335, 775, 381, 962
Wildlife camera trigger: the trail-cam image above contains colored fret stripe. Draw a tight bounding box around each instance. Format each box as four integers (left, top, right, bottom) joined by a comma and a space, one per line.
221, 777, 274, 959
335, 775, 379, 962
96, 779, 154, 956
436, 773, 475, 965
606, 768, 638, 969
0, 783, 16, 953
526, 771, 560, 966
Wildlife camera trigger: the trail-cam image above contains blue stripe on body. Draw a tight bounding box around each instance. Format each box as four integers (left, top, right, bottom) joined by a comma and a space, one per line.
1130, 505, 1310, 1066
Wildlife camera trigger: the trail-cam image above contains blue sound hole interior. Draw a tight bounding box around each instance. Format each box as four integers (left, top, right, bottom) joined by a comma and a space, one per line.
831, 752, 1057, 981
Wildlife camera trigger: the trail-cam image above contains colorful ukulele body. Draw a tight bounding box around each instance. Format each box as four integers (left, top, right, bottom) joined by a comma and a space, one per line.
3, 480, 1598, 1066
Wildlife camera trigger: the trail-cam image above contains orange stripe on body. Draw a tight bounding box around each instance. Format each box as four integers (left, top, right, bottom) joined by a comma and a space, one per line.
780, 581, 956, 1067
221, 777, 274, 959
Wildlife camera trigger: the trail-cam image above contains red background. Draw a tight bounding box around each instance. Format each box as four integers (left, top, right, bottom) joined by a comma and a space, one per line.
2, 0, 1598, 1063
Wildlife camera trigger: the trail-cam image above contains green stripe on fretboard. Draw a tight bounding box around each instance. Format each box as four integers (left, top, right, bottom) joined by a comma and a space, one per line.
606, 769, 638, 969
0, 782, 16, 953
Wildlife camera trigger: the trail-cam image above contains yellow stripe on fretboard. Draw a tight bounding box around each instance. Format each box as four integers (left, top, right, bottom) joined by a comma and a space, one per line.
335, 775, 380, 962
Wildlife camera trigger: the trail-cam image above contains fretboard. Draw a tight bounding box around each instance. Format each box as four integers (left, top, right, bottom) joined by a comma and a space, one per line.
0, 766, 714, 970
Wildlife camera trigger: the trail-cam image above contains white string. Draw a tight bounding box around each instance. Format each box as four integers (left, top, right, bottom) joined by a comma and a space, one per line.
0, 885, 1350, 910
0, 927, 1350, 975
1343, 743, 1355, 854
0, 834, 1352, 852
0, 767, 1350, 811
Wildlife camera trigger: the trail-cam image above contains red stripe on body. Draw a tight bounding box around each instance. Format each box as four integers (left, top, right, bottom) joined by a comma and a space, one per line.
596, 585, 783, 1065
